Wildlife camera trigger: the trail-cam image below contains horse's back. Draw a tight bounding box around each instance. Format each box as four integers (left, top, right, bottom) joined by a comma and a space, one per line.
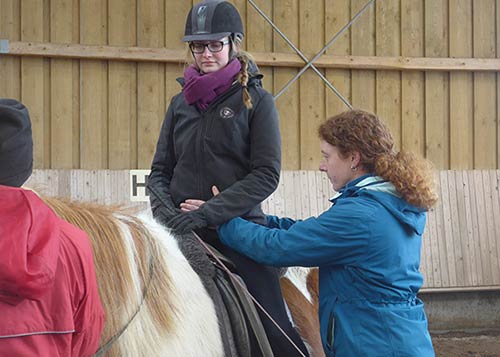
42, 197, 224, 356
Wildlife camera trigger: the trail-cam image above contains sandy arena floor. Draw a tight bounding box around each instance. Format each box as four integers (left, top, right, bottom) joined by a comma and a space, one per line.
432, 330, 500, 357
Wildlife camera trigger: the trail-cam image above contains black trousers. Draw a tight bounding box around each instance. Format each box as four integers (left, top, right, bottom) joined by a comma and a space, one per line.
199, 228, 310, 357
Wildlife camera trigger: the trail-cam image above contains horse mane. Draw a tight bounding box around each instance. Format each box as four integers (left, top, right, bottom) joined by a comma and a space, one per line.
42, 196, 178, 356
41, 195, 321, 356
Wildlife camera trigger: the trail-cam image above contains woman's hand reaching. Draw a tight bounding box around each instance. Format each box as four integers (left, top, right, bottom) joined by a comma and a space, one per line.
179, 186, 220, 212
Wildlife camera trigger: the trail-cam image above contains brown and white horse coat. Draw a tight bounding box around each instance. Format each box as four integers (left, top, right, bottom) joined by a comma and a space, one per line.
43, 196, 322, 357
44, 197, 223, 356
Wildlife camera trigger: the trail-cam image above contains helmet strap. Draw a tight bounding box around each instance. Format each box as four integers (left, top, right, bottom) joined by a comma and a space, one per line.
229, 34, 240, 60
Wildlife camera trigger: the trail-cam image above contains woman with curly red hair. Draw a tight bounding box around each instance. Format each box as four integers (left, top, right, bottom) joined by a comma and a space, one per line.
218, 109, 437, 356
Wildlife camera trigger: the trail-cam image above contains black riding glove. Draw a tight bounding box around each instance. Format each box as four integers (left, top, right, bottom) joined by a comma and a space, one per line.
154, 205, 183, 227
166, 211, 207, 235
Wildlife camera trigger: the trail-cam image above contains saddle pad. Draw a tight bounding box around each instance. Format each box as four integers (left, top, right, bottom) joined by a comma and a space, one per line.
214, 265, 274, 357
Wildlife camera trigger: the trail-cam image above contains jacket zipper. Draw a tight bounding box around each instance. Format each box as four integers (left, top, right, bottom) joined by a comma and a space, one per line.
195, 83, 242, 197
326, 312, 335, 350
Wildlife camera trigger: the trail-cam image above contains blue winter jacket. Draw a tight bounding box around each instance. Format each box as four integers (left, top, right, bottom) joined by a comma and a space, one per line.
218, 175, 435, 357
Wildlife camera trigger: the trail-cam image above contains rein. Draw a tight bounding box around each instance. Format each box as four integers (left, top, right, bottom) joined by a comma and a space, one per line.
93, 227, 155, 356
147, 185, 306, 357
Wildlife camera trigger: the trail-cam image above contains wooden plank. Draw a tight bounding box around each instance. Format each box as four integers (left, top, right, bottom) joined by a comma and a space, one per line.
401, 0, 424, 156
441, 171, 458, 286
351, 0, 375, 112
310, 171, 321, 217
0, 0, 21, 98
482, 171, 500, 284
246, 0, 273, 91
295, 170, 311, 219
283, 171, 297, 219
427, 199, 440, 287
474, 170, 493, 284
159, 0, 190, 198
290, 171, 302, 219
20, 0, 48, 168
498, 1, 500, 170
137, 0, 165, 169
4, 40, 500, 71
424, 1, 449, 168
274, 171, 288, 218
435, 173, 449, 286
467, 170, 483, 285
375, 0, 401, 149
325, 0, 351, 116
80, 0, 108, 169
71, 169, 96, 202
26, 169, 59, 197
307, 170, 320, 217
108, 0, 137, 169
299, 0, 325, 169
449, 1, 473, 169
163, 0, 191, 149
422, 173, 436, 288
321, 170, 334, 213
273, 0, 300, 169
274, 173, 287, 217
490, 170, 500, 283
303, 171, 315, 217
462, 170, 479, 285
452, 171, 472, 286
321, 171, 333, 212
262, 172, 280, 217
473, 0, 497, 169
26, 169, 143, 208
50, 0, 78, 168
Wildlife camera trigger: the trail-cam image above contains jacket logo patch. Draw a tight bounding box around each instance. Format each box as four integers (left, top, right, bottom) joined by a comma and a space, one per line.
220, 107, 235, 119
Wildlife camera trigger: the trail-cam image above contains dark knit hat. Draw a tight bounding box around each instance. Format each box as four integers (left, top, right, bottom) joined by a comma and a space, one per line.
0, 99, 33, 187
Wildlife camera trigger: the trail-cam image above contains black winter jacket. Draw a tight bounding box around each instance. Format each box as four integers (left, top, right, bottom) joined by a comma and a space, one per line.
149, 69, 281, 227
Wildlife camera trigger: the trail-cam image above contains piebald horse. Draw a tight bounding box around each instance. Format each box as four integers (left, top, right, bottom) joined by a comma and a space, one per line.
42, 196, 323, 357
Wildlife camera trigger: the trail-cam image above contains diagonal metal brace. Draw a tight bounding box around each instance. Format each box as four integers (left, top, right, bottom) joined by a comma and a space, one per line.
274, 0, 376, 103
247, 0, 376, 109
246, 0, 352, 107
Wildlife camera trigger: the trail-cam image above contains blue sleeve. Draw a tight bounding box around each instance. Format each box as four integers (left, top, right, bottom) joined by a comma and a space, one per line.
218, 200, 369, 267
266, 215, 297, 229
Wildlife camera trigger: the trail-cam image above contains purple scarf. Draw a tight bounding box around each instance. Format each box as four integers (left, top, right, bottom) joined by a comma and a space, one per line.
183, 59, 242, 110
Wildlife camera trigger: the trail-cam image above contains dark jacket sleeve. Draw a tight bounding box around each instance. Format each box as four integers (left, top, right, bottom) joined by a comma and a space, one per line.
198, 90, 281, 226
148, 99, 178, 220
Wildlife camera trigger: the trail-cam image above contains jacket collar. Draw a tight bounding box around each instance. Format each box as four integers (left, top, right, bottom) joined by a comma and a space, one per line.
330, 174, 427, 235
330, 174, 386, 202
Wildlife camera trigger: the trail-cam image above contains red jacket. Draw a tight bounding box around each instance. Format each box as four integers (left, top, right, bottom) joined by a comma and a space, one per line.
0, 186, 105, 356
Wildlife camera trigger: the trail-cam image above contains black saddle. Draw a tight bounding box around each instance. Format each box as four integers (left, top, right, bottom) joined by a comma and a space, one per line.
209, 245, 274, 357
173, 232, 273, 357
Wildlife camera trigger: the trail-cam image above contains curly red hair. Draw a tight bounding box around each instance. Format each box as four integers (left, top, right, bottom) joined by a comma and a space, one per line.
318, 109, 438, 209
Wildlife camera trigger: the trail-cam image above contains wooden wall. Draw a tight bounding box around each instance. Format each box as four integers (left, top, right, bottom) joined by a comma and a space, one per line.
26, 169, 500, 291
1, 0, 499, 170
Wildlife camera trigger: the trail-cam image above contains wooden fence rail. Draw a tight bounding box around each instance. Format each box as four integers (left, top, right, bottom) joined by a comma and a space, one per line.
3, 40, 499, 72
26, 169, 500, 292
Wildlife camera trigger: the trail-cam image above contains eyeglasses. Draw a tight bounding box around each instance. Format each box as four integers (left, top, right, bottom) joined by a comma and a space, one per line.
189, 39, 230, 54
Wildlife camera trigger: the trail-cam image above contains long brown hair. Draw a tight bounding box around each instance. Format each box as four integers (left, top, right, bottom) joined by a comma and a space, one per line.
318, 109, 438, 209
231, 35, 254, 109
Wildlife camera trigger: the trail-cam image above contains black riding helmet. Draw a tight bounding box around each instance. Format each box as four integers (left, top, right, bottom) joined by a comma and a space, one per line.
183, 0, 244, 42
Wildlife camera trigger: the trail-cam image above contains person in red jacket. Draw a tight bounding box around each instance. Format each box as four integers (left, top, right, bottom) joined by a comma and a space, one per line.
0, 98, 105, 357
